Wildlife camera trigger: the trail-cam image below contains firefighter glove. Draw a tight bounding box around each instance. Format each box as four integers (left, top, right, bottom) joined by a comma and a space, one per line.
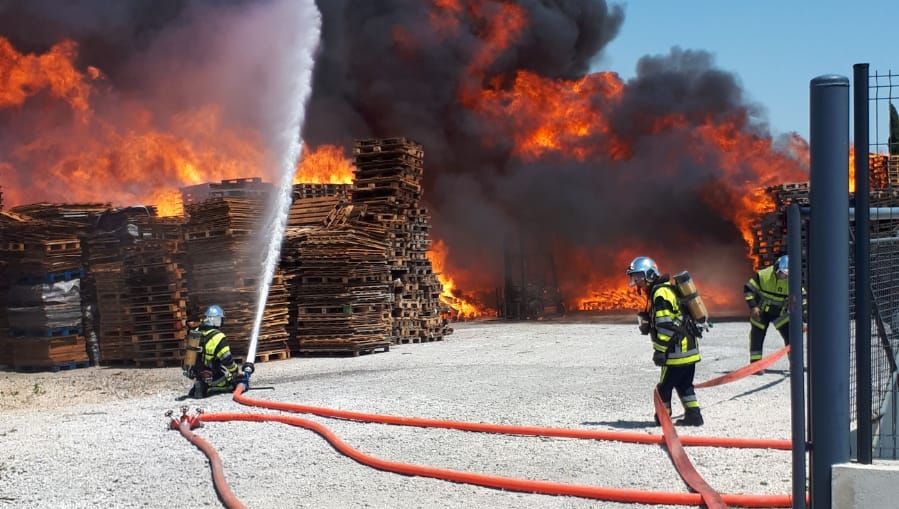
637, 312, 651, 335
750, 307, 762, 322
652, 351, 667, 367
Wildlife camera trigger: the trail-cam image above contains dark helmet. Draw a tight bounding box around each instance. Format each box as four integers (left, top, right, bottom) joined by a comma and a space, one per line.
626, 256, 660, 287
775, 255, 789, 279
202, 305, 224, 328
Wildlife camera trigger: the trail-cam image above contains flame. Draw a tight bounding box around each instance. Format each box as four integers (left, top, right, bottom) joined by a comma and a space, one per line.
475, 70, 625, 161
0, 37, 97, 113
295, 144, 355, 184
0, 38, 265, 212
428, 239, 483, 317
578, 283, 645, 312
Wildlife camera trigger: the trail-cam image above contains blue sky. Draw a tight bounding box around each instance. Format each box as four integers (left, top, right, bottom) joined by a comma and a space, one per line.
597, 0, 897, 142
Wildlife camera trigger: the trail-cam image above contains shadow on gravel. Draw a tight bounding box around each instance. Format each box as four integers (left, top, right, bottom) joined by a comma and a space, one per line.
726, 374, 789, 401
582, 419, 658, 429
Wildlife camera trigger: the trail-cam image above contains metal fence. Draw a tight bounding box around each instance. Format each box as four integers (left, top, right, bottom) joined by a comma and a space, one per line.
848, 68, 899, 460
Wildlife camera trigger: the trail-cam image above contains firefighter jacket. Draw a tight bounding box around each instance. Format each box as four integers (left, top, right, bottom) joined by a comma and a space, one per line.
647, 277, 701, 366
199, 326, 239, 386
744, 265, 789, 314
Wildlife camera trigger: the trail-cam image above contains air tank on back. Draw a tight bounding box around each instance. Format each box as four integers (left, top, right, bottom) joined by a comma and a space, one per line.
673, 271, 709, 323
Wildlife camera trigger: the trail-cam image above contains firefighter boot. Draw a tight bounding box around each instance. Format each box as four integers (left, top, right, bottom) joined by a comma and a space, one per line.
675, 408, 704, 427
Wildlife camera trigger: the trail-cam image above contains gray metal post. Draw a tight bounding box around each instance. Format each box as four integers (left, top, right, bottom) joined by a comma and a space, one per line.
853, 63, 872, 464
788, 203, 807, 509
808, 75, 850, 508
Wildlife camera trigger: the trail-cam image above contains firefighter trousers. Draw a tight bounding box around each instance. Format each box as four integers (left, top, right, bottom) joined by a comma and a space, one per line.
749, 309, 789, 362
657, 364, 700, 414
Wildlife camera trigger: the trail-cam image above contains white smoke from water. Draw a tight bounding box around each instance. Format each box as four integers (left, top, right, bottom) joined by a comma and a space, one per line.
247, 0, 322, 363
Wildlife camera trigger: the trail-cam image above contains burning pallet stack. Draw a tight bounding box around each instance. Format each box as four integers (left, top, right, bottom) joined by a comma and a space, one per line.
750, 183, 810, 269
0, 209, 90, 372
751, 176, 899, 271
352, 137, 450, 343
184, 196, 290, 363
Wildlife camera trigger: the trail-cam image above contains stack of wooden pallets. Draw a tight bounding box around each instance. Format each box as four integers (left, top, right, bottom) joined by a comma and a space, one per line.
123, 234, 188, 368
750, 183, 810, 269
184, 197, 290, 363
282, 217, 393, 355
351, 137, 451, 344
0, 210, 89, 372
288, 184, 347, 228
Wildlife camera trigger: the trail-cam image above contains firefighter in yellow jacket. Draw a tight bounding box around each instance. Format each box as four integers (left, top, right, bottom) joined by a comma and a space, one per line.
185, 305, 241, 398
627, 256, 704, 427
744, 255, 790, 363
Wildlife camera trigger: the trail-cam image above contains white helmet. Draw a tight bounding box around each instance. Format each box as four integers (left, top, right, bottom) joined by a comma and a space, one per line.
626, 256, 660, 287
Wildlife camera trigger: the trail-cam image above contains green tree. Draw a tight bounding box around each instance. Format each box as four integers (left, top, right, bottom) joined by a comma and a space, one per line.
890, 103, 899, 155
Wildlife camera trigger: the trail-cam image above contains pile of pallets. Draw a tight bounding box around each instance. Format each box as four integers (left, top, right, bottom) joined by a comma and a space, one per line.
82, 207, 153, 364
81, 210, 190, 366
184, 197, 290, 363
870, 154, 899, 189
0, 211, 89, 372
282, 220, 393, 355
288, 185, 347, 228
352, 137, 450, 343
293, 183, 350, 201
750, 183, 810, 269
123, 237, 188, 367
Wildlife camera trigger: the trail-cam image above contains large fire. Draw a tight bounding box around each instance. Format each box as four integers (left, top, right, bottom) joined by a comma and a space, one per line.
295, 144, 355, 184
0, 37, 265, 216
3, 4, 830, 316
428, 239, 483, 318
0, 37, 96, 112
424, 3, 808, 312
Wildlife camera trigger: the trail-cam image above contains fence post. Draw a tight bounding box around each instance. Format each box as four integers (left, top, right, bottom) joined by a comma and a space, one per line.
853, 63, 872, 464
809, 74, 850, 508
788, 203, 807, 509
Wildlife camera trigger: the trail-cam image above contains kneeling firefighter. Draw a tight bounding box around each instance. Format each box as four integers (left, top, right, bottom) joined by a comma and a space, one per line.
183, 305, 242, 398
628, 256, 708, 427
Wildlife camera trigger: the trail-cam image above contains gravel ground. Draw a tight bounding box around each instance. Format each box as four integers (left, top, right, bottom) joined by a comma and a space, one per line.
0, 319, 794, 508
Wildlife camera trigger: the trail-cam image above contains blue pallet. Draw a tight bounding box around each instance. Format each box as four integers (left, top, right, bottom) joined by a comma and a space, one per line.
16, 269, 84, 285
13, 360, 90, 373
9, 326, 83, 338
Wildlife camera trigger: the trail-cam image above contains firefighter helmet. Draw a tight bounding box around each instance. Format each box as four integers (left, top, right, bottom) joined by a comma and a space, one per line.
203, 305, 225, 328
626, 256, 660, 287
775, 255, 789, 279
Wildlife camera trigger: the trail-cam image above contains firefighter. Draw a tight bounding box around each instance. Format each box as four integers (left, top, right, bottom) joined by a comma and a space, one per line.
744, 255, 790, 363
185, 305, 241, 398
627, 256, 704, 427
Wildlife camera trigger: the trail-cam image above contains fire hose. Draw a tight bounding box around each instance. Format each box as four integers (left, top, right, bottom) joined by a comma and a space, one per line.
170, 347, 796, 508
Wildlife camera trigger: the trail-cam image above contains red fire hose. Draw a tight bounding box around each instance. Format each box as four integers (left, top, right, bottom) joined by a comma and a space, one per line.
231, 385, 790, 450
695, 346, 790, 389
169, 409, 247, 509
652, 389, 727, 509
171, 347, 796, 508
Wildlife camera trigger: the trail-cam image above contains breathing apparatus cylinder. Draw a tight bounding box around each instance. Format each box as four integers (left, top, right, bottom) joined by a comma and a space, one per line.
672, 271, 709, 324
182, 329, 203, 377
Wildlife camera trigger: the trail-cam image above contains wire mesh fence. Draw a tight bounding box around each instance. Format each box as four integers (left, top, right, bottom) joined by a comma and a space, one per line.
848, 68, 899, 459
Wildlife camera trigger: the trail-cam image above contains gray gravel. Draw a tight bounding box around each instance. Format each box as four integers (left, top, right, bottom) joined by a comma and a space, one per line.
0, 320, 794, 508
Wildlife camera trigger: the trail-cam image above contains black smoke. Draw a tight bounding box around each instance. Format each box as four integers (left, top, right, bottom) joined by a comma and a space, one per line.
0, 0, 804, 310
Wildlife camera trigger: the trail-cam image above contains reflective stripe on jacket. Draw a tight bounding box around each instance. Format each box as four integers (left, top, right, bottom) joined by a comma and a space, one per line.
744, 265, 789, 314
201, 328, 238, 382
649, 282, 700, 366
